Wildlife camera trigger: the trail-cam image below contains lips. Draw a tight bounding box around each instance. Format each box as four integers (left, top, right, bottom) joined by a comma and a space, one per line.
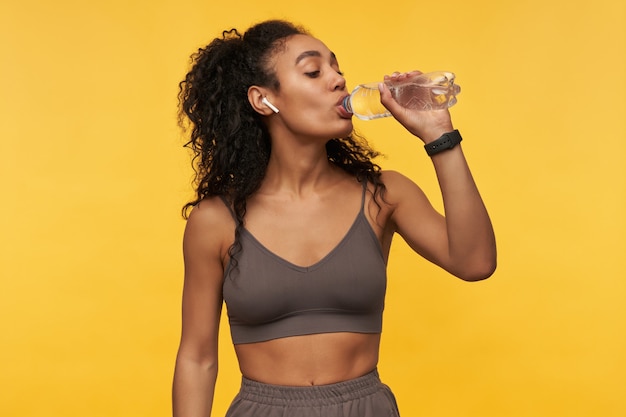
337, 94, 350, 107
337, 95, 353, 119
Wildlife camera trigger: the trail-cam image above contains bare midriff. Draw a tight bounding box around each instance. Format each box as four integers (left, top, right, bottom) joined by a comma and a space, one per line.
234, 332, 381, 386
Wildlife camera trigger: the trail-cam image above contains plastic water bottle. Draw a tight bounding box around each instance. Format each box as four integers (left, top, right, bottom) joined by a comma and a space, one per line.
342, 71, 461, 120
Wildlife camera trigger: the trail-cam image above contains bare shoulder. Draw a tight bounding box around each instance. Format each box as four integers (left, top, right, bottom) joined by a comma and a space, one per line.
379, 169, 413, 186
183, 196, 235, 265
377, 169, 438, 231
379, 170, 427, 204
186, 196, 233, 227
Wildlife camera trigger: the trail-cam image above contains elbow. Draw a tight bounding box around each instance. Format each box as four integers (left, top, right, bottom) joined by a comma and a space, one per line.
459, 266, 496, 282
174, 346, 219, 376
455, 242, 498, 282
455, 257, 497, 282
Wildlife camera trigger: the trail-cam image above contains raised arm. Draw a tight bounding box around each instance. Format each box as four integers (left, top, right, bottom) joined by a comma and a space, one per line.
173, 198, 232, 417
379, 72, 497, 281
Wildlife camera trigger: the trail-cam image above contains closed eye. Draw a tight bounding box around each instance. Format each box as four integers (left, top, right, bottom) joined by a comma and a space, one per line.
305, 70, 344, 78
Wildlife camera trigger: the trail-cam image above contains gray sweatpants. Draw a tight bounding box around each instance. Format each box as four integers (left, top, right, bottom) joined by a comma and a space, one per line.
225, 369, 400, 417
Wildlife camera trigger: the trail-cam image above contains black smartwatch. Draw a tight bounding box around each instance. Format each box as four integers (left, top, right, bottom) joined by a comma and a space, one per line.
424, 129, 463, 156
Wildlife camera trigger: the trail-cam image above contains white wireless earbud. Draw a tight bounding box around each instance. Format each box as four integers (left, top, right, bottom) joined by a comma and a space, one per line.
261, 97, 279, 114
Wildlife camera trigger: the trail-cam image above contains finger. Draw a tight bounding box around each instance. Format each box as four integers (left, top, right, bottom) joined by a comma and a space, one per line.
378, 82, 403, 113
383, 73, 397, 81
384, 72, 401, 80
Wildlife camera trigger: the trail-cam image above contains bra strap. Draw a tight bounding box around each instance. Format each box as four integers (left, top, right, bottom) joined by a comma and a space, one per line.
219, 195, 237, 222
360, 179, 368, 213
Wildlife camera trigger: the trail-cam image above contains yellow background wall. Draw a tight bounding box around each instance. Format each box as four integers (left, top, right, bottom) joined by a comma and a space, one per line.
1, 0, 624, 416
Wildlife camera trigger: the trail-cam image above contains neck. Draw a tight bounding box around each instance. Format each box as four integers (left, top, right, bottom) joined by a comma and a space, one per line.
260, 140, 337, 198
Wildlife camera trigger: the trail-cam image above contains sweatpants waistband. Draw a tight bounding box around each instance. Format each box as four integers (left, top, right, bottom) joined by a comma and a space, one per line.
237, 369, 383, 406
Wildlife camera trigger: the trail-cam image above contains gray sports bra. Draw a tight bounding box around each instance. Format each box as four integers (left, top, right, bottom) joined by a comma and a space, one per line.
222, 182, 387, 344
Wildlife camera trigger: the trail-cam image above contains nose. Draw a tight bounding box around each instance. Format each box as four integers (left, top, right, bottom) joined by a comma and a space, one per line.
331, 71, 346, 91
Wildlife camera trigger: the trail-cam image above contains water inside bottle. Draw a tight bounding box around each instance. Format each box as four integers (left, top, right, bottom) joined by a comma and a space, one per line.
345, 72, 461, 120
348, 83, 391, 120
390, 72, 460, 111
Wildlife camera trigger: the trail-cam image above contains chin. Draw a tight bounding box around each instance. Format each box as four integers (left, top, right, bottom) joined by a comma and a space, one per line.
308, 119, 353, 140
334, 121, 354, 138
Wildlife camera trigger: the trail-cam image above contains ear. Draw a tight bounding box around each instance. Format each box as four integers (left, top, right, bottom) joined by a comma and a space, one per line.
248, 86, 278, 116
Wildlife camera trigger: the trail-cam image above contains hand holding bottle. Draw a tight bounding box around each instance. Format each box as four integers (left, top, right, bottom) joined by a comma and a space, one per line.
379, 71, 456, 144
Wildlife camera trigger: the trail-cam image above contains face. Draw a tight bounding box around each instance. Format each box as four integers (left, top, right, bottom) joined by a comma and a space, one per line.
266, 34, 353, 140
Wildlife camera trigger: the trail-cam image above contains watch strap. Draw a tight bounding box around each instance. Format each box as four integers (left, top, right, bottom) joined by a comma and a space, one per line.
424, 129, 463, 156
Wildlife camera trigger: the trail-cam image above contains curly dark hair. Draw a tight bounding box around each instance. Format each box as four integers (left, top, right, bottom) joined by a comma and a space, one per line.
178, 19, 386, 265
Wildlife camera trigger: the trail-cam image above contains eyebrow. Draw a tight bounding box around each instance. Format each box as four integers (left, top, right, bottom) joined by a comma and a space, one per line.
295, 50, 338, 65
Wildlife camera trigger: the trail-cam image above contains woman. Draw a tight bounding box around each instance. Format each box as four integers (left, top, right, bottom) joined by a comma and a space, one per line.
172, 19, 496, 417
